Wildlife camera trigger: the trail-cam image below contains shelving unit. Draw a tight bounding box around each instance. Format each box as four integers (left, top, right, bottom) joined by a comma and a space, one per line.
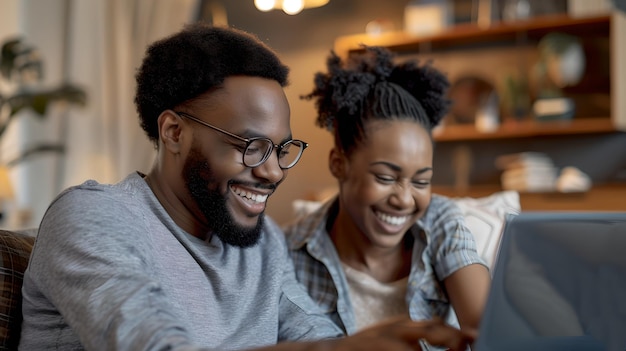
335, 14, 610, 58
433, 183, 626, 212
433, 117, 615, 142
334, 12, 626, 142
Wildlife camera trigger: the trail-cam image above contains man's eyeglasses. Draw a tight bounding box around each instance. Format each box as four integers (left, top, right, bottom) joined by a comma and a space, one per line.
174, 111, 308, 169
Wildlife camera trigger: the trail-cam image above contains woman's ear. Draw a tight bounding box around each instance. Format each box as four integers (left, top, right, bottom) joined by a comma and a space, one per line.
329, 147, 346, 180
158, 110, 184, 154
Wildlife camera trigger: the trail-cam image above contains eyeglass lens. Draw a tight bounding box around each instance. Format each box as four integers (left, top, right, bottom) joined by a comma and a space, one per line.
244, 139, 305, 169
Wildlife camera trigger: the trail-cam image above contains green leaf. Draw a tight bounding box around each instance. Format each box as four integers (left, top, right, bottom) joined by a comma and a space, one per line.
1, 38, 41, 81
5, 142, 65, 167
0, 37, 88, 160
51, 84, 88, 106
0, 38, 22, 79
31, 94, 49, 115
6, 85, 88, 117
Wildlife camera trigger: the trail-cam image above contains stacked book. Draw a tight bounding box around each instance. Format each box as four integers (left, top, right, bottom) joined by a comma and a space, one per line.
496, 152, 592, 193
496, 152, 558, 192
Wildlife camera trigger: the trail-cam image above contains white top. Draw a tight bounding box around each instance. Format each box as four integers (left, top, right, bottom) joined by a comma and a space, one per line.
341, 262, 409, 331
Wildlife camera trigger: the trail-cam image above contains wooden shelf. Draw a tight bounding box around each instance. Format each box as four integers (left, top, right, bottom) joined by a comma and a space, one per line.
433, 183, 626, 212
433, 117, 619, 142
334, 12, 626, 141
334, 14, 610, 58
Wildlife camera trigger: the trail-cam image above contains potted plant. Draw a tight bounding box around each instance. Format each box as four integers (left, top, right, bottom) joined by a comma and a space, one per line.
0, 37, 87, 166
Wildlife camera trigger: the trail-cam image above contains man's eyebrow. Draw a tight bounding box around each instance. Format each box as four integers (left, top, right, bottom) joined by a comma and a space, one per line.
370, 161, 433, 174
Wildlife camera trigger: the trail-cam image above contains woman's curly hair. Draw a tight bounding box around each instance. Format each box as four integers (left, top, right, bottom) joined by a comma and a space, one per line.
302, 46, 450, 154
135, 23, 289, 147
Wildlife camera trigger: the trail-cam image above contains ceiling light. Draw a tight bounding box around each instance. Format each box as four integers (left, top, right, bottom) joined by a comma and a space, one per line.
254, 0, 275, 12
254, 0, 329, 15
282, 0, 304, 14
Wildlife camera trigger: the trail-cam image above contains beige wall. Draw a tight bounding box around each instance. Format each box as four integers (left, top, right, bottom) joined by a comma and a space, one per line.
274, 48, 338, 224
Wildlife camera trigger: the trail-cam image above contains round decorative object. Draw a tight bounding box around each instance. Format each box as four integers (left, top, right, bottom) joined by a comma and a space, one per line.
447, 75, 496, 125
365, 18, 395, 36
539, 32, 586, 88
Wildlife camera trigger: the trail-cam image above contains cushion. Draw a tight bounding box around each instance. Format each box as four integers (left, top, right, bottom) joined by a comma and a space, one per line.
452, 191, 520, 269
0, 230, 35, 350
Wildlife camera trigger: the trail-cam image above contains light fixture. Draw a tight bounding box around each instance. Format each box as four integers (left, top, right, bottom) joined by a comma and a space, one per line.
254, 0, 329, 15
254, 0, 276, 12
0, 166, 14, 200
0, 166, 14, 224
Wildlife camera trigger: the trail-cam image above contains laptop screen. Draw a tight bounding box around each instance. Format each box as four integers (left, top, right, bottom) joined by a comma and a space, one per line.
474, 212, 626, 351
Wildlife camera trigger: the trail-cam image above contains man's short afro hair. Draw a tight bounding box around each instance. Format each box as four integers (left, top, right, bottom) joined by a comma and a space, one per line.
134, 23, 290, 146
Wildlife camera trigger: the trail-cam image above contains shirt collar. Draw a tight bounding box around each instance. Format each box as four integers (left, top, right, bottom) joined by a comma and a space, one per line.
285, 197, 338, 250
287, 196, 431, 250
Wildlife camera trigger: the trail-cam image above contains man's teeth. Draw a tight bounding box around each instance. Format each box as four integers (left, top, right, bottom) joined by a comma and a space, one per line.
376, 211, 409, 226
232, 187, 268, 203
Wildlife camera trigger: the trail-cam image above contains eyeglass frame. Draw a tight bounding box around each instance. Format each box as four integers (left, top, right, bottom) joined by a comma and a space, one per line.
174, 111, 308, 169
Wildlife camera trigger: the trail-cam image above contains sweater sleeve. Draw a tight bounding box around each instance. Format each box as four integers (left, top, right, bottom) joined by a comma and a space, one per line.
21, 187, 210, 351
264, 219, 344, 342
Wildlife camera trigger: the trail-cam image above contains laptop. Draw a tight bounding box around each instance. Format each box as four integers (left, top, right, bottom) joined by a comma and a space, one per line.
473, 212, 626, 351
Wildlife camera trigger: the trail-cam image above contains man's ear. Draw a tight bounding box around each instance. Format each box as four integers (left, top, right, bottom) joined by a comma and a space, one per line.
329, 147, 346, 180
158, 110, 184, 153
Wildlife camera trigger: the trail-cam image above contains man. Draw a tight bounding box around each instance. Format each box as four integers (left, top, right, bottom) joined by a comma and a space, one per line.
19, 23, 472, 350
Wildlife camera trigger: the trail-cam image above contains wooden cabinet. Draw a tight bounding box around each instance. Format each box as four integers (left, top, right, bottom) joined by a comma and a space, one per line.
334, 12, 626, 211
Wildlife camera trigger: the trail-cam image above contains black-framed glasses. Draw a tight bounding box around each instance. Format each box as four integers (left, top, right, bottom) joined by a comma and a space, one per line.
175, 111, 308, 169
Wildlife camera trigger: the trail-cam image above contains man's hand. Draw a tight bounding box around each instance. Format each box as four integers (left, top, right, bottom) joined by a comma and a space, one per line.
259, 317, 475, 351
346, 317, 475, 351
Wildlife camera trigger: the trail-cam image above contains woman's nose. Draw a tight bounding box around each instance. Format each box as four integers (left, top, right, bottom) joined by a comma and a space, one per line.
389, 181, 414, 209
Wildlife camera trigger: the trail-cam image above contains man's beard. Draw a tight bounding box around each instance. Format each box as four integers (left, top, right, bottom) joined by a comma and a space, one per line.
183, 147, 263, 248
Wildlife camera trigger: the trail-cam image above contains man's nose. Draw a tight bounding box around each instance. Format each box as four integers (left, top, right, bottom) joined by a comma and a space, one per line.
252, 150, 285, 184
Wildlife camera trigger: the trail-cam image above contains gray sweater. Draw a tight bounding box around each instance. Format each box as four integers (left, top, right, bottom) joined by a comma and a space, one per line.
20, 172, 342, 350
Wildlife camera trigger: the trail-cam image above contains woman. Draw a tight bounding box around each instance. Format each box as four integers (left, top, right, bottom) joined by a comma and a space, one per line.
284, 46, 490, 341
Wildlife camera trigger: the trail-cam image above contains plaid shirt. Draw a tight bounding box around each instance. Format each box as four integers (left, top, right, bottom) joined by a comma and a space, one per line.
283, 194, 486, 335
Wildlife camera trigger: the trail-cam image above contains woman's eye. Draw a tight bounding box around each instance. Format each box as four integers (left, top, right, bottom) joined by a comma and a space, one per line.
412, 180, 431, 188
375, 174, 395, 183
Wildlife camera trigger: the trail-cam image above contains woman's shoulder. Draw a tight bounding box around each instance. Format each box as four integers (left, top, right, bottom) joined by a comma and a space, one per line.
422, 194, 464, 225
283, 198, 336, 250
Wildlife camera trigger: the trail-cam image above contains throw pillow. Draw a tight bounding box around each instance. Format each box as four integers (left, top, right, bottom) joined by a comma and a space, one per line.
452, 190, 521, 270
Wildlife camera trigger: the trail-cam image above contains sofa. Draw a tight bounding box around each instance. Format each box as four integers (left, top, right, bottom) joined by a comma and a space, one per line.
0, 229, 35, 350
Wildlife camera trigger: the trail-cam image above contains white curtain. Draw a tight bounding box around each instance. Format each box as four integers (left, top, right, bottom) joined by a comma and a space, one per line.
7, 0, 198, 228
65, 0, 199, 187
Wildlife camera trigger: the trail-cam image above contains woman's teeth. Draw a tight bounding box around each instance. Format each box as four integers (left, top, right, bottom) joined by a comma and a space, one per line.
376, 211, 409, 226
